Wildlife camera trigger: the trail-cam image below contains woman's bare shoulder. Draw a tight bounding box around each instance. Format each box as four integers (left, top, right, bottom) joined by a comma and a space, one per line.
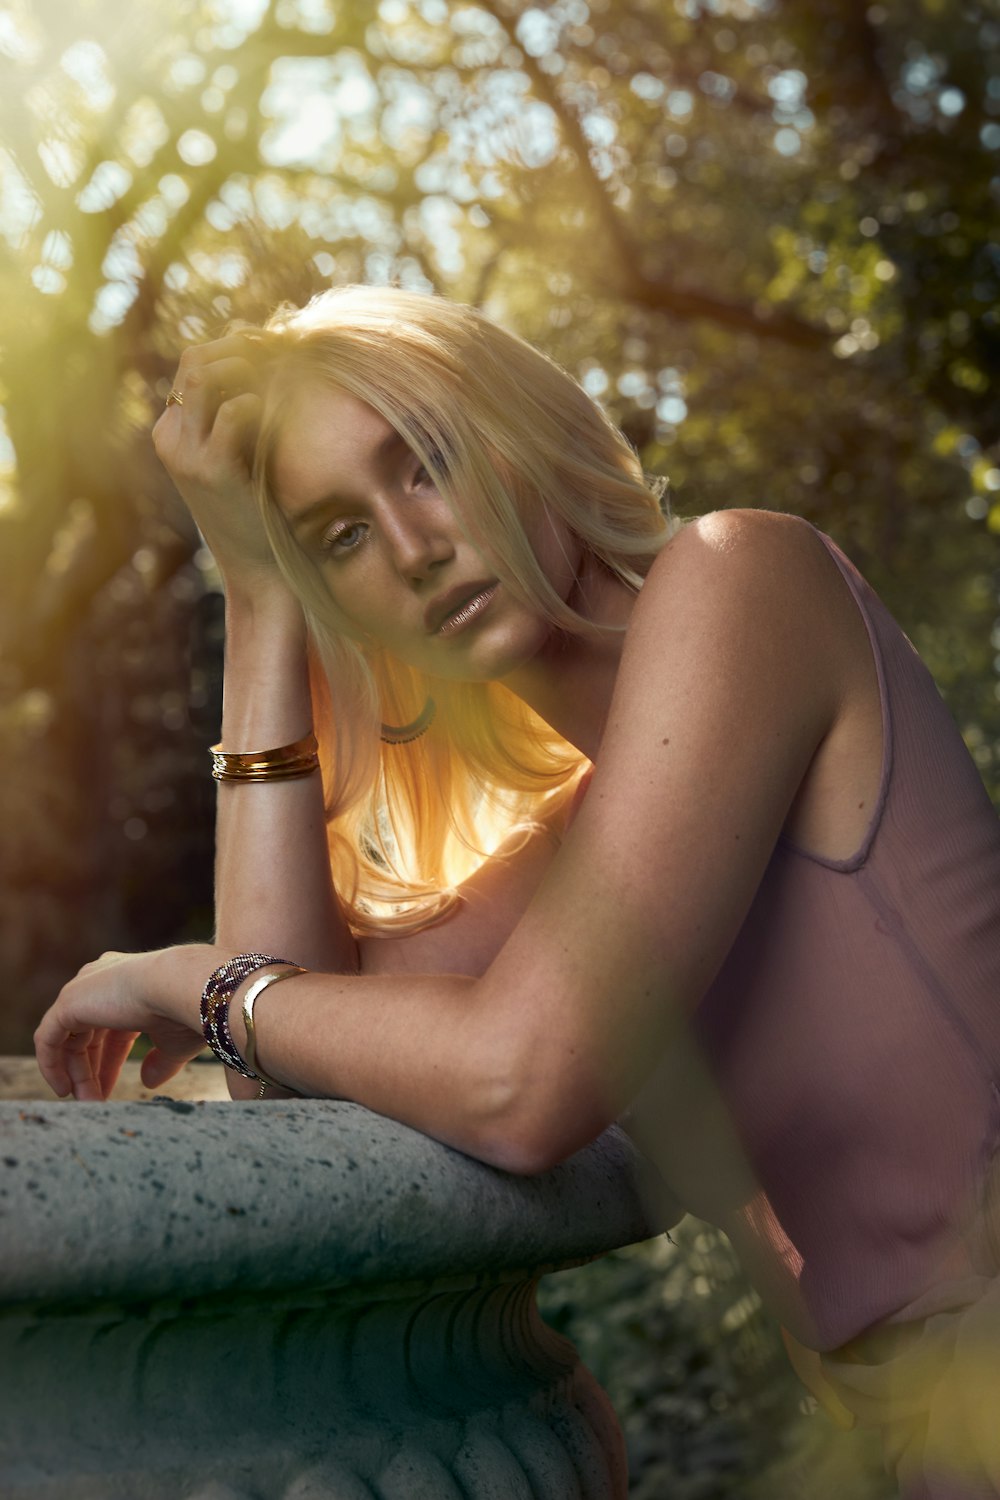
648, 507, 832, 590
625, 507, 847, 692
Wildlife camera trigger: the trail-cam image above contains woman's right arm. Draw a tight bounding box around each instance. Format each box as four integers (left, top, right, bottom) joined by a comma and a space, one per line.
153, 338, 359, 1097
152, 337, 583, 1079
212, 581, 356, 975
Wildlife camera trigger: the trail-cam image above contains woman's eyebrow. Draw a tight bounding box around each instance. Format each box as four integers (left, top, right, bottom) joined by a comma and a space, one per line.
287, 429, 411, 535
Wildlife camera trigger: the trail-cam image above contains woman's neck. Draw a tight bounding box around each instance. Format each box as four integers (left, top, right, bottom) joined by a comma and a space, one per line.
501, 557, 638, 762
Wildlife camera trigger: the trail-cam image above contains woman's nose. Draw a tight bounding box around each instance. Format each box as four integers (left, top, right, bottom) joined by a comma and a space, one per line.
383, 501, 455, 580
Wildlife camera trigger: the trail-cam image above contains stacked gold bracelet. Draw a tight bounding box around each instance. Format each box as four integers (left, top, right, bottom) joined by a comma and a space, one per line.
210, 731, 319, 783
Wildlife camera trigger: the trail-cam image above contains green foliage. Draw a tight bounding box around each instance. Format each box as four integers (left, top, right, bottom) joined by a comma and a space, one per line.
538, 1218, 895, 1499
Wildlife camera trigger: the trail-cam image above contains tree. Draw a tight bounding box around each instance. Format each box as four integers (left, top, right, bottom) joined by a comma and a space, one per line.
0, 0, 995, 1027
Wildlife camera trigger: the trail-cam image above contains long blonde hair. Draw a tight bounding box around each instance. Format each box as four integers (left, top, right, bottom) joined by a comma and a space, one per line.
247, 285, 675, 934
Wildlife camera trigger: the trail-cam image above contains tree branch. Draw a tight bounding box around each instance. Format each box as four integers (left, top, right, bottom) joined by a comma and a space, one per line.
477, 0, 829, 350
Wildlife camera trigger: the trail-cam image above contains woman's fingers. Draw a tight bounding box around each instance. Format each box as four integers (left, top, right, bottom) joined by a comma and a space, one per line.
34, 1054, 71, 1099
139, 1038, 207, 1090
180, 356, 259, 439
98, 1030, 141, 1098
153, 346, 265, 497
33, 1009, 74, 1098
139, 1050, 183, 1090
58, 1027, 106, 1102
33, 948, 213, 1103
212, 391, 264, 465
155, 357, 258, 452
182, 331, 261, 368
163, 333, 260, 408
152, 335, 279, 583
173, 335, 260, 403
41, 1026, 135, 1102
35, 957, 129, 1099
38, 1025, 191, 1102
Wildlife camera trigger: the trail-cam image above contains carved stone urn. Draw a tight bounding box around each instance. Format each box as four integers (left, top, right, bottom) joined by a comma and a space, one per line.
0, 1063, 679, 1499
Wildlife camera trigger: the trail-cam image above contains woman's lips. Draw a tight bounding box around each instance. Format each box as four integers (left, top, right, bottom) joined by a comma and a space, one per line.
435, 583, 499, 636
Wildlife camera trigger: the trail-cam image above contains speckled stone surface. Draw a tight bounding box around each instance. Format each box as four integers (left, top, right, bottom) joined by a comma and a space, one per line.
0, 1098, 677, 1304
0, 1082, 681, 1498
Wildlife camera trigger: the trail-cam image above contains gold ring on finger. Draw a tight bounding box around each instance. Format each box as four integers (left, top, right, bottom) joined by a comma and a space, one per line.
165, 389, 184, 408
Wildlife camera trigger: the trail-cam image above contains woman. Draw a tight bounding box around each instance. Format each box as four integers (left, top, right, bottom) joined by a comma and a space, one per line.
34, 286, 1000, 1496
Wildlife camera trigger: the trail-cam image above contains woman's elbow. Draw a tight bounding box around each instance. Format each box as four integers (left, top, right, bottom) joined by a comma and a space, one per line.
480, 1081, 612, 1177
473, 990, 614, 1175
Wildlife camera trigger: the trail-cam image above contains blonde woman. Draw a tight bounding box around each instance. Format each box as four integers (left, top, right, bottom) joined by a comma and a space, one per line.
35, 287, 1000, 1496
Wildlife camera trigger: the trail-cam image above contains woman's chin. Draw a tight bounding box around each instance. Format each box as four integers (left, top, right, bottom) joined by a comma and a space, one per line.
392, 606, 554, 685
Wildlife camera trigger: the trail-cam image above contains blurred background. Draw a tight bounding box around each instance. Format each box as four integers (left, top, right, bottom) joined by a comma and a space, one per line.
0, 0, 996, 1492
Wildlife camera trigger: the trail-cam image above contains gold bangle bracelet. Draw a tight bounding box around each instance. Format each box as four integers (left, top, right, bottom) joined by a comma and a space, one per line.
210, 732, 319, 782
212, 757, 319, 783
241, 965, 307, 1090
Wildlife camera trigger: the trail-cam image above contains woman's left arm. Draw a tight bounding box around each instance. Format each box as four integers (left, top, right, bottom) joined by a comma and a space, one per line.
248, 512, 840, 1174
36, 512, 842, 1170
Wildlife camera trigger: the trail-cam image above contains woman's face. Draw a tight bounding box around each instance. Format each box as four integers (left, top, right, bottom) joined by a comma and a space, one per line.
270, 381, 581, 681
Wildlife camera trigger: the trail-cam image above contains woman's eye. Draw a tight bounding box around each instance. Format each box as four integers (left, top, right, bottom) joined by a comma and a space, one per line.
322, 521, 368, 555
414, 449, 446, 489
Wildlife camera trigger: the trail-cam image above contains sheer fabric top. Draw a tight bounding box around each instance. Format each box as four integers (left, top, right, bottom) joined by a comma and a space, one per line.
645, 526, 1000, 1352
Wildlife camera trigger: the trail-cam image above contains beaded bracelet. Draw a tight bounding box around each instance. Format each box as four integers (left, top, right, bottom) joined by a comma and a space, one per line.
201, 953, 296, 1080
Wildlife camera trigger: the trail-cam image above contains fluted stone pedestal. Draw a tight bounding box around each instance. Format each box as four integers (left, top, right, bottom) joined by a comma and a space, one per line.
0, 1071, 679, 1499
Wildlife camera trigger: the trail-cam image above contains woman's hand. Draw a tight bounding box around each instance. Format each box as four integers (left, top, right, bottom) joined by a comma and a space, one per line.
152, 334, 283, 592
33, 946, 219, 1102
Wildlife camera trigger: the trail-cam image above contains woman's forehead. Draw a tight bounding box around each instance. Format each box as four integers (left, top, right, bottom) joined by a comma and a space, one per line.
271, 384, 405, 508
275, 381, 393, 444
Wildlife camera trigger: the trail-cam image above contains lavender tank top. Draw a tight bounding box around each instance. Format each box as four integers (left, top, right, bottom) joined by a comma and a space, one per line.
685, 528, 1000, 1351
